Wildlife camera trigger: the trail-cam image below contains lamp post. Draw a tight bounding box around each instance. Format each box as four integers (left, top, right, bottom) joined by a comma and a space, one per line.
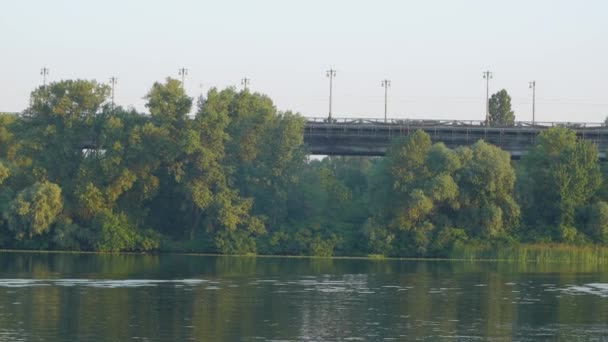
326, 69, 336, 121
178, 68, 188, 90
381, 79, 391, 123
529, 81, 536, 126
241, 77, 250, 90
483, 70, 493, 125
40, 67, 49, 87
109, 77, 118, 112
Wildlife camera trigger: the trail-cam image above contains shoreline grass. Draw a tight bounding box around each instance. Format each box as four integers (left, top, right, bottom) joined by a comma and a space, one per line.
3, 243, 608, 264
450, 243, 608, 263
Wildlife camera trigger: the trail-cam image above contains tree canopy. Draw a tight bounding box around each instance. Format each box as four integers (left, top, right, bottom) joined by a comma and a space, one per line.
489, 89, 515, 126
0, 80, 605, 257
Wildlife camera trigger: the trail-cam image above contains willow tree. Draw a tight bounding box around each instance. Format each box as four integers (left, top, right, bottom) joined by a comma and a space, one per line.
455, 141, 520, 239
7, 181, 63, 240
368, 130, 462, 256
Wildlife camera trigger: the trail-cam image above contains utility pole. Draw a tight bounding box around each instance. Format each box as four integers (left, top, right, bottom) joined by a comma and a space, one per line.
109, 77, 118, 111
483, 70, 493, 125
178, 68, 188, 90
381, 79, 391, 123
529, 81, 536, 126
326, 69, 336, 121
241, 77, 250, 91
40, 67, 49, 87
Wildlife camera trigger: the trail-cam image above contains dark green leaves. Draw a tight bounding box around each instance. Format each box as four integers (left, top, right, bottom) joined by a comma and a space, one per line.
488, 89, 515, 126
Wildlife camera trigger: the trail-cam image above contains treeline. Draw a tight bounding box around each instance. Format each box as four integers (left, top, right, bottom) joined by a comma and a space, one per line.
0, 79, 606, 257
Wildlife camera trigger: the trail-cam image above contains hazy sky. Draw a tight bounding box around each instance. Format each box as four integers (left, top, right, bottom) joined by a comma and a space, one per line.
1, 0, 607, 122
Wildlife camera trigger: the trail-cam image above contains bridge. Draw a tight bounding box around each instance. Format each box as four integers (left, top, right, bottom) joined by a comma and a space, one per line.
4, 111, 607, 159
304, 118, 608, 158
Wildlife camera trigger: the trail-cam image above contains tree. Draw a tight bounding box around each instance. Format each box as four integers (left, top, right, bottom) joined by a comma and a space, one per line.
581, 201, 608, 243
21, 80, 111, 195
455, 141, 520, 238
7, 78, 608, 256
520, 127, 601, 241
144, 78, 192, 125
276, 157, 368, 256
489, 89, 515, 126
143, 86, 267, 253
368, 131, 463, 256
198, 88, 307, 241
6, 181, 63, 239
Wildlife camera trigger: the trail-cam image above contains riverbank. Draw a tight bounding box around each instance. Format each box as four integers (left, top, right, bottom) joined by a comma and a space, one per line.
4, 243, 608, 264
450, 243, 608, 263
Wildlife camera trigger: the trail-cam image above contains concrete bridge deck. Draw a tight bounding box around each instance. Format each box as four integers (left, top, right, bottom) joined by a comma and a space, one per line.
303, 117, 608, 158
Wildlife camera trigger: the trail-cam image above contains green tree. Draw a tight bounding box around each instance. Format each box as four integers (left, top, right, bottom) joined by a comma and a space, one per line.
455, 141, 520, 238
581, 202, 608, 243
6, 78, 608, 256
520, 127, 601, 241
145, 78, 192, 125
0, 163, 10, 186
215, 89, 306, 229
142, 85, 266, 253
65, 107, 161, 250
369, 131, 463, 256
488, 89, 515, 126
6, 181, 63, 239
20, 80, 111, 199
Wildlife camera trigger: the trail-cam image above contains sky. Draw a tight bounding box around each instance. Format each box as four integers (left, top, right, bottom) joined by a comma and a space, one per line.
1, 0, 607, 123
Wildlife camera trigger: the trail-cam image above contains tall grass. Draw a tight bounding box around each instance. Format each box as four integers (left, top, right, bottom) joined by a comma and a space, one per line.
450, 242, 608, 264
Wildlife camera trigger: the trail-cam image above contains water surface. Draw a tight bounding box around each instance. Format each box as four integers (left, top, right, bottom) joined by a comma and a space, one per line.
0, 252, 607, 341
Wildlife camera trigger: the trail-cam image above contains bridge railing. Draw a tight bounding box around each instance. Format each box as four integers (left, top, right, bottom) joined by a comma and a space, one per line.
4, 111, 606, 130
305, 117, 606, 129
304, 117, 608, 149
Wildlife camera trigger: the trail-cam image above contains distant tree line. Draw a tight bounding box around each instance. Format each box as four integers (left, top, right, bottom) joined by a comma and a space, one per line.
0, 80, 605, 257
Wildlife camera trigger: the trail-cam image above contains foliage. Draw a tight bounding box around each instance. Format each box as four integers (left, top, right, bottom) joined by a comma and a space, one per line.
581, 201, 608, 243
0, 80, 605, 257
6, 181, 63, 240
455, 141, 520, 238
364, 131, 523, 256
488, 89, 515, 126
519, 127, 601, 242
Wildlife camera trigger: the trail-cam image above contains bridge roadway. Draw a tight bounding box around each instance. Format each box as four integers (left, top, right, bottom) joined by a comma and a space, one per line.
304, 117, 608, 159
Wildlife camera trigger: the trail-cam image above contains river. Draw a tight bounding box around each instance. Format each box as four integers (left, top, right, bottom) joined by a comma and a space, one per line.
0, 252, 607, 341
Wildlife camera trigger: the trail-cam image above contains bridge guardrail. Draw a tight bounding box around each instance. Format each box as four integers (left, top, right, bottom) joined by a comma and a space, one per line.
303, 117, 608, 154
304, 117, 606, 129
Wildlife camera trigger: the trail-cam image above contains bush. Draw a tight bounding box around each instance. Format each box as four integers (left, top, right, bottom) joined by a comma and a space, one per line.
91, 210, 160, 252
214, 229, 257, 255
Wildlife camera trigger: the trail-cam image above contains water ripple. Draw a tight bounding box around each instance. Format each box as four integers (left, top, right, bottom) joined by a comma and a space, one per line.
0, 279, 208, 288
560, 283, 608, 297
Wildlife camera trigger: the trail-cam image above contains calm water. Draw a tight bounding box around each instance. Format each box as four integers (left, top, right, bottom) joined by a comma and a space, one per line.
0, 253, 607, 341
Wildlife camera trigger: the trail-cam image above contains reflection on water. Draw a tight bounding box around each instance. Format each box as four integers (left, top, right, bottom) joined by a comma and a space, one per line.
0, 253, 607, 341
0, 279, 208, 288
